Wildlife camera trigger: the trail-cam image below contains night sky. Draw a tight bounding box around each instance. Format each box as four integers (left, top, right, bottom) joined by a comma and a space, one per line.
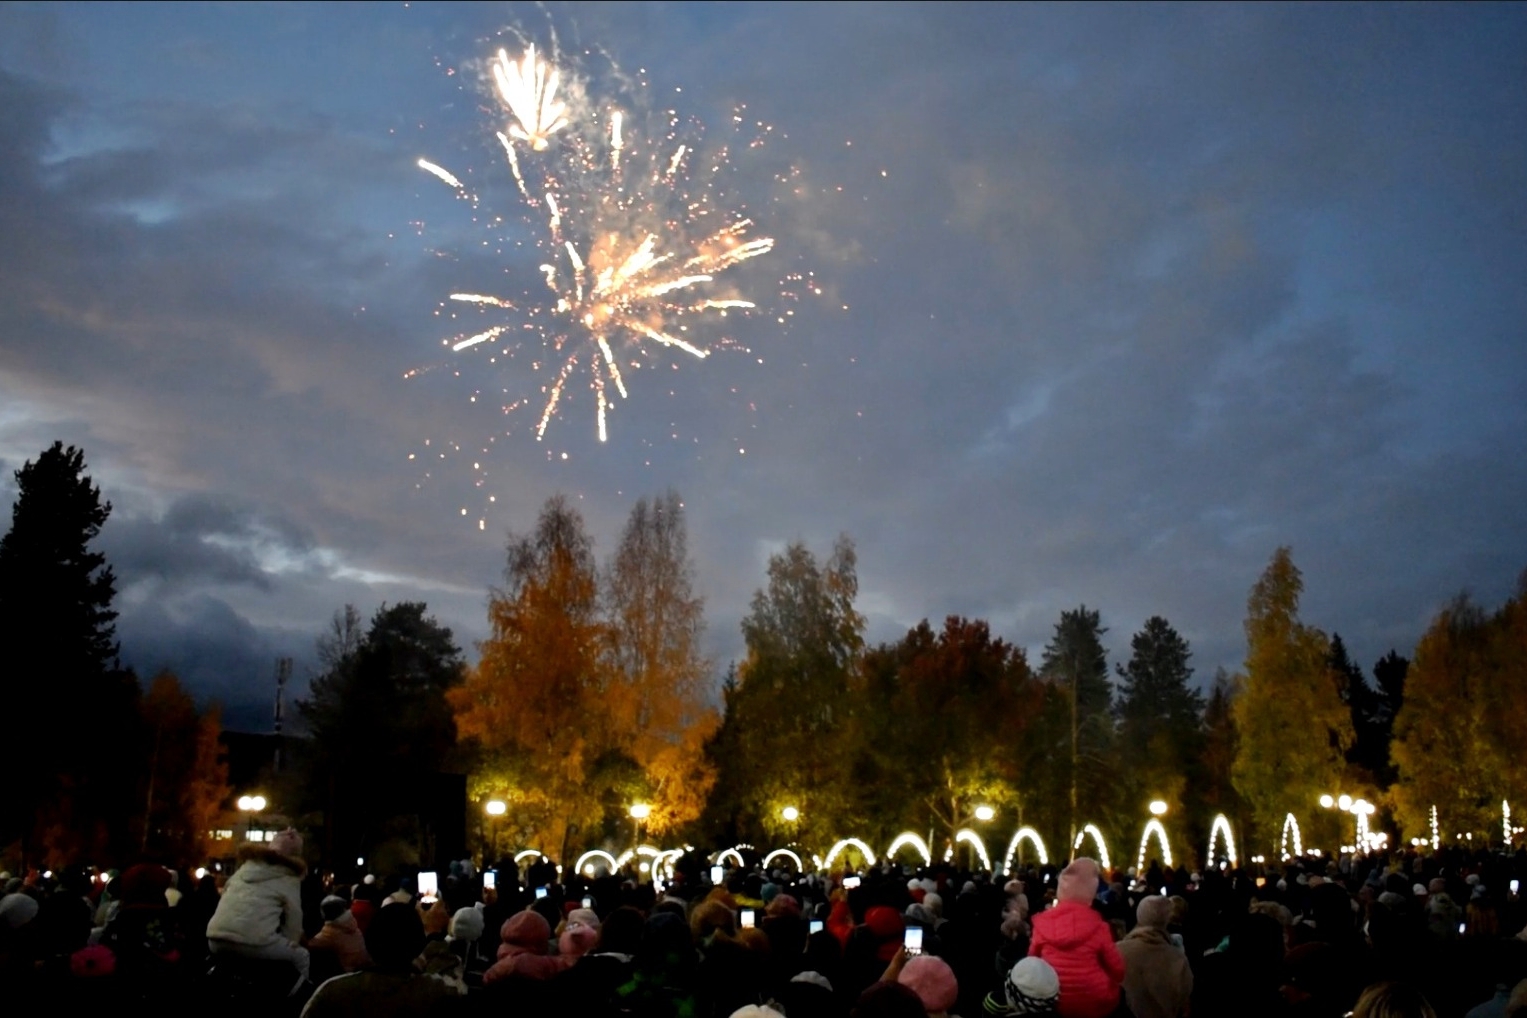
1, 3, 1523, 731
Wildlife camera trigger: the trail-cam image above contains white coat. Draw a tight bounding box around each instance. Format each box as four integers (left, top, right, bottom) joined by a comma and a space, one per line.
206, 845, 306, 947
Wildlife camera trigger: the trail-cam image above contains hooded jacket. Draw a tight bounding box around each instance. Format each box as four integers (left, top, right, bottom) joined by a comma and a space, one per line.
309, 909, 371, 972
206, 845, 306, 947
1028, 902, 1125, 1018
1116, 925, 1191, 1018
482, 910, 565, 984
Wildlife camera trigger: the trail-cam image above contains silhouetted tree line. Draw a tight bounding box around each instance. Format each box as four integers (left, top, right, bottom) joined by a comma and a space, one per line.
5, 442, 1523, 873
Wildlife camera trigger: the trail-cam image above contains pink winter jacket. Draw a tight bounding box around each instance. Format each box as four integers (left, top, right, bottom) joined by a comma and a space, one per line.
482, 911, 566, 985
1028, 901, 1126, 1018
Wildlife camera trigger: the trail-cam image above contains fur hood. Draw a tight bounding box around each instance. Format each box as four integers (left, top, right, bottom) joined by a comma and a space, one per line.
235, 843, 307, 879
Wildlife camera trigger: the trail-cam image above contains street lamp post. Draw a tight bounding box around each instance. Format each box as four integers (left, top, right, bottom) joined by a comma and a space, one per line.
485, 800, 507, 866
629, 803, 651, 875
236, 794, 267, 842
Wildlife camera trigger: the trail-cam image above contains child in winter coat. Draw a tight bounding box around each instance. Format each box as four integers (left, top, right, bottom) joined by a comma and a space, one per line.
308, 895, 370, 977
205, 828, 310, 984
1027, 859, 1124, 1018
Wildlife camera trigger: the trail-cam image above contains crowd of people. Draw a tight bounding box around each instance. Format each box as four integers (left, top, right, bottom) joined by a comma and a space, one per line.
2, 831, 1527, 1017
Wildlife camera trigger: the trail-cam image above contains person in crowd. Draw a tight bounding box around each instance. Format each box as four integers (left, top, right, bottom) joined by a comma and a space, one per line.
1027, 858, 1123, 1018
205, 827, 310, 986
983, 956, 1060, 1015
897, 953, 960, 1018
1117, 895, 1191, 1018
613, 909, 701, 1018
481, 908, 562, 983
1191, 909, 1287, 1017
855, 979, 934, 1018
1350, 980, 1440, 1018
96, 863, 184, 987
309, 894, 370, 979
300, 899, 459, 1017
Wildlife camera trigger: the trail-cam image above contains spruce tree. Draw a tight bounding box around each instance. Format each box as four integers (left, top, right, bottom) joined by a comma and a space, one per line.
0, 442, 135, 863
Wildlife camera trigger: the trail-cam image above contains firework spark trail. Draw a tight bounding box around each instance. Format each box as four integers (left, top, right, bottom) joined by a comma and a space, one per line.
417, 158, 463, 189
493, 45, 568, 151
496, 133, 530, 199
420, 42, 778, 442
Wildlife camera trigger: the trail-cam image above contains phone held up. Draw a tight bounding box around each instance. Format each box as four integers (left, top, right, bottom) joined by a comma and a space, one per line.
903, 926, 924, 955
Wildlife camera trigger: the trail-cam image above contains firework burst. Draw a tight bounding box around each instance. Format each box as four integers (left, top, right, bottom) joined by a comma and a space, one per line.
419, 40, 781, 444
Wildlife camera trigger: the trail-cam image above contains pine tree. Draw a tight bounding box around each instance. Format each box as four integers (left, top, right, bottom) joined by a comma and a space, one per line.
1040, 606, 1116, 853
0, 442, 136, 864
300, 602, 463, 867
1115, 616, 1203, 822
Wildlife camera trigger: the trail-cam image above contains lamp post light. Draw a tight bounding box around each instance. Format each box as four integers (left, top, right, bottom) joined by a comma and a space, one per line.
1319, 793, 1377, 853
629, 803, 651, 871
781, 805, 799, 823
1148, 800, 1168, 817
485, 799, 507, 865
236, 794, 266, 842
974, 805, 996, 822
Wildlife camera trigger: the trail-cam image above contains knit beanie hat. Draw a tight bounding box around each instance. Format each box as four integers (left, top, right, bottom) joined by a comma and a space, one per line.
501, 909, 552, 953
321, 895, 351, 922
560, 920, 600, 959
1005, 957, 1060, 1012
899, 954, 958, 1012
0, 893, 39, 929
449, 906, 485, 942
766, 893, 802, 919
270, 828, 303, 859
565, 907, 600, 931
1057, 859, 1099, 904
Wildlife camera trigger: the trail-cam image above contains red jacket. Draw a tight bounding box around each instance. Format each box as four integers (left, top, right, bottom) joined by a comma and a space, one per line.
1029, 901, 1125, 1018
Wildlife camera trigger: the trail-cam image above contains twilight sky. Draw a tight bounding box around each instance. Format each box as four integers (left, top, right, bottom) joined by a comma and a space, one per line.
1, 2, 1523, 731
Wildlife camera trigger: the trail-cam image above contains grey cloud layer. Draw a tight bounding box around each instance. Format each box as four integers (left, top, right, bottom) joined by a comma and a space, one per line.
0, 4, 1523, 727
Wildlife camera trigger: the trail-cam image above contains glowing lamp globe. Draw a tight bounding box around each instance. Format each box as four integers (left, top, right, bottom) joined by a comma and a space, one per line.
974, 805, 996, 822
629, 803, 651, 820
485, 800, 507, 816
1319, 794, 1335, 809
781, 806, 799, 822
1148, 800, 1168, 816
1338, 795, 1353, 812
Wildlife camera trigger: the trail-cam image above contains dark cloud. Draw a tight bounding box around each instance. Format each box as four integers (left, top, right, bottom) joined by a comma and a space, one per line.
116, 592, 313, 731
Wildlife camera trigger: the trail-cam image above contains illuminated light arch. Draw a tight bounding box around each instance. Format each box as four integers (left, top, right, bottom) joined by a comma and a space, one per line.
614, 844, 666, 870
1002, 827, 1050, 873
714, 847, 746, 869
762, 848, 804, 871
1505, 801, 1513, 846
1354, 809, 1371, 851
885, 832, 933, 866
1071, 824, 1111, 871
513, 849, 547, 865
574, 849, 619, 876
810, 854, 825, 870
1429, 804, 1439, 852
1280, 814, 1303, 860
1135, 819, 1173, 875
823, 838, 878, 870
1207, 814, 1238, 867
955, 829, 992, 871
653, 848, 684, 877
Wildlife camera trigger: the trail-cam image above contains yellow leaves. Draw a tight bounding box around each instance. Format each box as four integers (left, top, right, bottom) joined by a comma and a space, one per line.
1232, 548, 1353, 840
